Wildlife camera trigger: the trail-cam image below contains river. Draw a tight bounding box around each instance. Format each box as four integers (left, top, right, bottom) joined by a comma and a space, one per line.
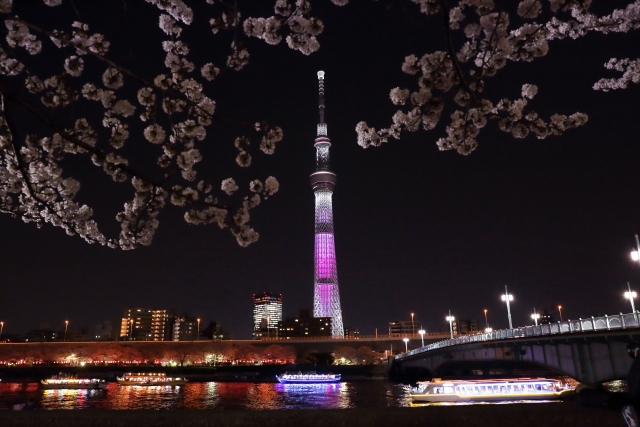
0, 380, 570, 410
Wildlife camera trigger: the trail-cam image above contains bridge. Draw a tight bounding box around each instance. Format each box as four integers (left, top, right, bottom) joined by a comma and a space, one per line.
393, 312, 640, 384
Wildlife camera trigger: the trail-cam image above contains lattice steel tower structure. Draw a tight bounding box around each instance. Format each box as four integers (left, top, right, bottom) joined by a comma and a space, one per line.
310, 71, 344, 338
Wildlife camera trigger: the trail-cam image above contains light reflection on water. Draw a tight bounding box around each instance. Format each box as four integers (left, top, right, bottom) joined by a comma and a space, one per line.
0, 380, 576, 410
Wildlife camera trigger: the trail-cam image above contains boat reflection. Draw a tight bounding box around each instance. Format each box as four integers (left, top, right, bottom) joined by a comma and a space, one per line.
41, 388, 106, 409
274, 382, 351, 409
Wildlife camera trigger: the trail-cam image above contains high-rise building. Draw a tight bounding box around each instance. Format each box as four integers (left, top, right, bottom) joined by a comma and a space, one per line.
252, 292, 283, 339
119, 308, 182, 341
172, 317, 198, 341
452, 319, 479, 335
278, 309, 332, 339
389, 320, 418, 335
311, 71, 344, 338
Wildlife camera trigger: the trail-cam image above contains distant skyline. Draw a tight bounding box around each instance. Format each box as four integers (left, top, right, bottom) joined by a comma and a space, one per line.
2, 2, 640, 339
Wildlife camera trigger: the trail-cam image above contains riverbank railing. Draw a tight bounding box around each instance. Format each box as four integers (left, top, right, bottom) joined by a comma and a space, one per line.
395, 311, 640, 360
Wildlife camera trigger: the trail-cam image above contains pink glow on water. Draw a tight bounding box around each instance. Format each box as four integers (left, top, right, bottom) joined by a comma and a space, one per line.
315, 233, 336, 279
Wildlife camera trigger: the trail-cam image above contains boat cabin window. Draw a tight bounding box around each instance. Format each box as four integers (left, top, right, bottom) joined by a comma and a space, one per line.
535, 384, 542, 391
444, 387, 453, 394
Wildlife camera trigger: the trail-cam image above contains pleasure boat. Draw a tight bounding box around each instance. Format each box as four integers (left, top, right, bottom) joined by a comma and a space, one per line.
116, 372, 187, 386
41, 374, 107, 390
410, 378, 573, 402
276, 372, 341, 384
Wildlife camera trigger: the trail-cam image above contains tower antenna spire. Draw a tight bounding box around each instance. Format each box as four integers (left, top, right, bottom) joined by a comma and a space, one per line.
317, 70, 325, 125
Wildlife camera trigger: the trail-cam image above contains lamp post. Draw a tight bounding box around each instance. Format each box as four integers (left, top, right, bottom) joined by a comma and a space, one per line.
418, 329, 425, 347
197, 318, 201, 341
411, 312, 415, 334
129, 318, 134, 340
483, 309, 489, 329
403, 337, 409, 353
0, 321, 3, 341
625, 282, 638, 322
558, 305, 563, 322
631, 234, 640, 263
446, 311, 455, 339
531, 308, 540, 326
501, 285, 514, 329
64, 320, 69, 342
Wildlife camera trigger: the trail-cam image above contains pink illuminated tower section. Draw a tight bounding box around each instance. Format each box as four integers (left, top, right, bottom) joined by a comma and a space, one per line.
310, 71, 344, 338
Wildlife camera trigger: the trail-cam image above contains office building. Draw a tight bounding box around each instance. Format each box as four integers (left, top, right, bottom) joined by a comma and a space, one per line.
253, 292, 283, 339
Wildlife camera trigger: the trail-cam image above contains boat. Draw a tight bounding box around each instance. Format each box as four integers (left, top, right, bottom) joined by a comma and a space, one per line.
410, 378, 573, 402
276, 372, 341, 384
41, 373, 107, 390
116, 372, 187, 386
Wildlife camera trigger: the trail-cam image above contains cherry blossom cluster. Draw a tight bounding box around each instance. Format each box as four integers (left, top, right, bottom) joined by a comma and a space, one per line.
354, 0, 637, 154
0, 0, 283, 249
242, 0, 324, 55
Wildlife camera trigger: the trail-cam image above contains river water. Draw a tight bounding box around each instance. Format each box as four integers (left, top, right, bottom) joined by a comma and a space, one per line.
0, 381, 565, 410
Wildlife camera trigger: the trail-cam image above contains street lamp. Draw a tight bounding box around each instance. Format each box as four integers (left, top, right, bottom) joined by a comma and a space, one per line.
558, 305, 563, 322
411, 312, 415, 334
485, 327, 493, 333
501, 285, 514, 329
0, 321, 4, 341
64, 320, 69, 342
418, 329, 425, 347
197, 318, 201, 341
625, 282, 637, 321
129, 318, 134, 339
403, 337, 409, 353
531, 308, 540, 326
483, 309, 489, 329
631, 234, 640, 262
446, 311, 455, 339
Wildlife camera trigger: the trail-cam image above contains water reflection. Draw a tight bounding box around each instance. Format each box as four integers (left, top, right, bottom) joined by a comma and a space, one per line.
0, 380, 565, 410
41, 388, 106, 410
271, 383, 350, 409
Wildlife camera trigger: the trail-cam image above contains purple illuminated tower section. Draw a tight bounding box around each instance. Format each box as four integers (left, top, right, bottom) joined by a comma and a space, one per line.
310, 71, 344, 338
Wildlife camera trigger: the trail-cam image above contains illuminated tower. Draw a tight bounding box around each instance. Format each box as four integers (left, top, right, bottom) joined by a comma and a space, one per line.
311, 71, 344, 338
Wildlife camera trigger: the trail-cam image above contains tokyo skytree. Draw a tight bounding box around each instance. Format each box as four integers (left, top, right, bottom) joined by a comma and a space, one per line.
310, 71, 344, 338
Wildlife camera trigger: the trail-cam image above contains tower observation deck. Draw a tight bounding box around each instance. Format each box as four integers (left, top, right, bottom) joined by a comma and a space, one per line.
310, 71, 344, 338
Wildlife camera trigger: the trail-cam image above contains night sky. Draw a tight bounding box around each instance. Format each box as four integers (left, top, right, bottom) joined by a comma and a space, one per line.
2, 1, 640, 339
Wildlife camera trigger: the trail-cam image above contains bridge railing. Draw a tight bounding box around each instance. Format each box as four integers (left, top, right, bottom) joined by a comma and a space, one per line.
395, 311, 640, 360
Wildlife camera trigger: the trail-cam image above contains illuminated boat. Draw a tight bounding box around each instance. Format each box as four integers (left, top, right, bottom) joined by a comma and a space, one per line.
410, 378, 573, 402
116, 372, 187, 386
41, 374, 107, 390
276, 372, 341, 384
